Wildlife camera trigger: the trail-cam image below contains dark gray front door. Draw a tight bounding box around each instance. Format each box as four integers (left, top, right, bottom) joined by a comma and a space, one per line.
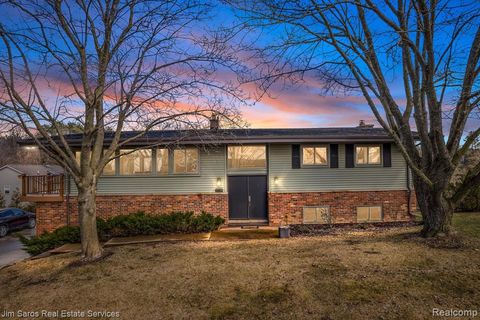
228, 175, 268, 220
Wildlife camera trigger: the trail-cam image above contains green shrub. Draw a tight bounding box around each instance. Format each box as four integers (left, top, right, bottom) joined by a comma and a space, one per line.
105, 211, 224, 237
107, 212, 163, 236
96, 217, 111, 241
19, 225, 81, 256
191, 211, 225, 233
20, 211, 224, 255
20, 217, 107, 255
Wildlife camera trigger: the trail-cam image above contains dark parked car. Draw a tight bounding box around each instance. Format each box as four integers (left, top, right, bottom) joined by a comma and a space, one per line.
0, 208, 36, 237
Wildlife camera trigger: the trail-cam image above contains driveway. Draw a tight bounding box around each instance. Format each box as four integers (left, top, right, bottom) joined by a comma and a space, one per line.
0, 228, 33, 267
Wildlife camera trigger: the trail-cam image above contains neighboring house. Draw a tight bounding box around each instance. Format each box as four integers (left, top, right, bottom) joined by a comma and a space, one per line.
20, 120, 416, 233
0, 164, 63, 207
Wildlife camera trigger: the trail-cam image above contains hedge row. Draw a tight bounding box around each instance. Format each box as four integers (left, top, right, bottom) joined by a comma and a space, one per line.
20, 211, 224, 256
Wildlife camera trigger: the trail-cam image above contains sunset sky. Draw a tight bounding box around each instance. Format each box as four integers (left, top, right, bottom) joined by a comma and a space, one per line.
1, 1, 479, 135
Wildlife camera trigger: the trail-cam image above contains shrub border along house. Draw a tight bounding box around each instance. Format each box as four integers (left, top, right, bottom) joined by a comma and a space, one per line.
20, 211, 224, 256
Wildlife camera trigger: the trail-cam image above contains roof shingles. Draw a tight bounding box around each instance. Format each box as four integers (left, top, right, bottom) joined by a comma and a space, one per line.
20, 127, 409, 147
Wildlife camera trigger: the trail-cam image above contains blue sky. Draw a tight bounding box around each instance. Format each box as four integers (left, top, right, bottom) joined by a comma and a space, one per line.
1, 0, 478, 134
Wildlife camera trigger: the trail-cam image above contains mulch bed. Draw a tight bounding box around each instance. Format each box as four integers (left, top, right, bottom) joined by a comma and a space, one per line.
290, 221, 422, 237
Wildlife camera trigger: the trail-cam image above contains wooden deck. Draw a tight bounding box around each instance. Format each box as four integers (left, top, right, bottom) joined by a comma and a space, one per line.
21, 174, 64, 202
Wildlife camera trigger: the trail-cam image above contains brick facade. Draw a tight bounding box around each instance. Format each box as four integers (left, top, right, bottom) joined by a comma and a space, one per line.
268, 190, 416, 226
35, 193, 228, 233
35, 190, 415, 233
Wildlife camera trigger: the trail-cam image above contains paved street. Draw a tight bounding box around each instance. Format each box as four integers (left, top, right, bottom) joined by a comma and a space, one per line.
0, 229, 33, 267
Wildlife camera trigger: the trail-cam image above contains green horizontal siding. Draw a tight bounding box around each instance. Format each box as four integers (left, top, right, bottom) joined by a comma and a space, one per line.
68, 147, 226, 195
66, 143, 409, 195
227, 169, 268, 176
268, 144, 408, 192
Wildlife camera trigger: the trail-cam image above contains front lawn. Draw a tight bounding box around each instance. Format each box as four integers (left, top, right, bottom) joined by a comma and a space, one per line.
1, 213, 479, 319
453, 211, 480, 238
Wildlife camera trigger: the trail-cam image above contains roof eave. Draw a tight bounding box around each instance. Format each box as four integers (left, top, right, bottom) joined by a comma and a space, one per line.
23, 136, 398, 148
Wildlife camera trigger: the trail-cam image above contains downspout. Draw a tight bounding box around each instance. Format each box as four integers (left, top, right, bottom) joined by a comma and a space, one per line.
66, 170, 71, 226
406, 165, 413, 218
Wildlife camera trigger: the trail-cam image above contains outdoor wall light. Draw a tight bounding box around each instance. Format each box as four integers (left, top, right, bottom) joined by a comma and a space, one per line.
274, 176, 279, 185
215, 177, 223, 192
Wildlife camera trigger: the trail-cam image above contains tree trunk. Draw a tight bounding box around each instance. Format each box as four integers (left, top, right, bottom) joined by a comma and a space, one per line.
414, 178, 454, 237
77, 183, 103, 260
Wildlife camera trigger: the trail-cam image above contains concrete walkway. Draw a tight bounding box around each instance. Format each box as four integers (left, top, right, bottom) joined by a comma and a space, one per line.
50, 227, 279, 254
104, 232, 211, 246
105, 228, 279, 246
210, 227, 279, 240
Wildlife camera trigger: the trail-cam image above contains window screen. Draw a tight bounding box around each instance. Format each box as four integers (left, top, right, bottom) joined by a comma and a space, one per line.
355, 146, 381, 165
303, 206, 331, 224
120, 149, 152, 175
227, 145, 266, 169
357, 206, 383, 222
173, 148, 199, 174
302, 146, 328, 166
156, 148, 169, 175
75, 151, 116, 175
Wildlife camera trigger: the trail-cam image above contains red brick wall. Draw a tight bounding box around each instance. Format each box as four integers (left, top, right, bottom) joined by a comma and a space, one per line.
35, 193, 228, 233
36, 190, 416, 233
268, 190, 416, 226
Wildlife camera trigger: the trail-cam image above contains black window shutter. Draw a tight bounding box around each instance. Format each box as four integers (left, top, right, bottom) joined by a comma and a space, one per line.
383, 143, 392, 167
345, 144, 354, 168
292, 144, 301, 169
330, 144, 339, 168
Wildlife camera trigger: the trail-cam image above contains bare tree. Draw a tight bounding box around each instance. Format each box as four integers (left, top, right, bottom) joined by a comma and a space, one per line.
226, 0, 480, 237
0, 0, 244, 260
0, 130, 53, 166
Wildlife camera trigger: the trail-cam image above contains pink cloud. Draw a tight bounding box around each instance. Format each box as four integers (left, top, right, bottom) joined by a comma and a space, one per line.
237, 75, 381, 128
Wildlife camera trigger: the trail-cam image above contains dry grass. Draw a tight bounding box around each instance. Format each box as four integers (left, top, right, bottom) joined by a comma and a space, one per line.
1, 217, 480, 319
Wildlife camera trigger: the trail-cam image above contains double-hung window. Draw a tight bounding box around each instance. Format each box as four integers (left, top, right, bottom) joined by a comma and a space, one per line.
156, 148, 169, 175
173, 148, 199, 174
302, 145, 328, 166
119, 149, 152, 175
355, 145, 381, 165
75, 151, 116, 175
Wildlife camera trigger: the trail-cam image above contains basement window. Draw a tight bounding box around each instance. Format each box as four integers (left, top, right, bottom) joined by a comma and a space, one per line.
303, 206, 331, 224
357, 206, 382, 222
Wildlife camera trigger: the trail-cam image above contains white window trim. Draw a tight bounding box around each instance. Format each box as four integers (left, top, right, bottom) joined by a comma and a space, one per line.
354, 144, 383, 166
300, 145, 329, 167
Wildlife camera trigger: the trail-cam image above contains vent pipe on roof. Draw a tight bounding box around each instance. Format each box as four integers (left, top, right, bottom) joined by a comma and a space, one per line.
210, 114, 219, 131
357, 120, 374, 128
